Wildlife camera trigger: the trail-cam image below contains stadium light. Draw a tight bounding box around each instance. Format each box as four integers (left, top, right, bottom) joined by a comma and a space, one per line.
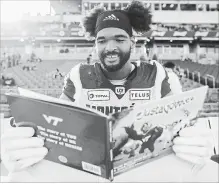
59, 31, 65, 37
146, 3, 151, 8
198, 4, 203, 8
78, 31, 84, 36
146, 38, 150, 42
41, 31, 46, 36
84, 3, 88, 7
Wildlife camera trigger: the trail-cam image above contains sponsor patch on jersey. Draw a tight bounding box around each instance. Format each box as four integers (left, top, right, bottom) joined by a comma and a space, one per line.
129, 90, 151, 100
88, 90, 110, 101
115, 87, 125, 95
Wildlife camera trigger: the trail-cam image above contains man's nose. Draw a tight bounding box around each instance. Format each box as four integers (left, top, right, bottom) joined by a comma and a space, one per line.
105, 40, 117, 52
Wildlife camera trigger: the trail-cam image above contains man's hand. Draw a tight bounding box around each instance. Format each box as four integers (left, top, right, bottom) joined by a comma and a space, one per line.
173, 124, 214, 165
1, 126, 48, 172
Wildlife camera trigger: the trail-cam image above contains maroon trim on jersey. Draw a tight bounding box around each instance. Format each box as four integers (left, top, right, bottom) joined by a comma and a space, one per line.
62, 73, 76, 102
161, 70, 171, 97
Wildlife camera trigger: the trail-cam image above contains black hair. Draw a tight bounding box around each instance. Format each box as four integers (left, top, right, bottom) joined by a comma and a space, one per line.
81, 0, 152, 37
163, 62, 176, 69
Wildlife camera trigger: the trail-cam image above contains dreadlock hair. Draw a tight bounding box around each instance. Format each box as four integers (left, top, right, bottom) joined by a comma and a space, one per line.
81, 0, 152, 38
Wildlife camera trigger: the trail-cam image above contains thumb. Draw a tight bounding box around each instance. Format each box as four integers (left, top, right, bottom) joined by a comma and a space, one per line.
179, 127, 211, 137
175, 153, 207, 166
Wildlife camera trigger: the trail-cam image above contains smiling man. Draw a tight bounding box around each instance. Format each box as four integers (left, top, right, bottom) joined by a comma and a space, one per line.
60, 4, 171, 113
1, 1, 218, 182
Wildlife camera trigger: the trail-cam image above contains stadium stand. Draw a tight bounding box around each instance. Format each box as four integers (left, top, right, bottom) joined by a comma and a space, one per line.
164, 60, 219, 88
0, 58, 218, 119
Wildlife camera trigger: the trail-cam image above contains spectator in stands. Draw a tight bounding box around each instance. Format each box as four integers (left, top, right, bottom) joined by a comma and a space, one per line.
1, 1, 217, 182
139, 55, 147, 62
86, 54, 92, 64
136, 54, 151, 66
163, 62, 182, 94
2, 73, 16, 86
0, 73, 5, 85
152, 53, 158, 61
54, 68, 63, 79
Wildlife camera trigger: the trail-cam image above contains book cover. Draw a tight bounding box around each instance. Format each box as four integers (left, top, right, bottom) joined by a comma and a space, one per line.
6, 86, 208, 181
6, 94, 113, 180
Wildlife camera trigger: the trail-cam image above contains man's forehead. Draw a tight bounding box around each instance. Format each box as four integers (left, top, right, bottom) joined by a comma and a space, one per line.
96, 27, 129, 38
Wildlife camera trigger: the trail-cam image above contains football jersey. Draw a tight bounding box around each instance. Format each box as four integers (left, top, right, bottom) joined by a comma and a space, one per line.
62, 61, 172, 115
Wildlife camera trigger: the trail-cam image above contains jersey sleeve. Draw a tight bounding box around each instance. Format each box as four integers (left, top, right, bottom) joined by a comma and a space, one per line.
62, 72, 76, 102
161, 71, 172, 98
62, 64, 82, 102
153, 60, 172, 98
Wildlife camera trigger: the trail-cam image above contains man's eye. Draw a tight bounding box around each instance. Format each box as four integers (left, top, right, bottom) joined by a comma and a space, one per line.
98, 40, 105, 44
116, 39, 125, 42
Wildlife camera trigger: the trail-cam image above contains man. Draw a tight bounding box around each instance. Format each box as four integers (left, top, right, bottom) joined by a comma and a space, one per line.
86, 54, 92, 64
163, 61, 182, 94
2, 73, 16, 87
1, 1, 217, 182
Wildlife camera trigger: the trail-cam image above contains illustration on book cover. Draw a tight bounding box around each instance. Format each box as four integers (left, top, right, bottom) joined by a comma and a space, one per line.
112, 102, 195, 174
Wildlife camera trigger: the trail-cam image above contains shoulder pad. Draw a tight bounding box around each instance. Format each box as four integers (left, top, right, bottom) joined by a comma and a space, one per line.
79, 63, 100, 88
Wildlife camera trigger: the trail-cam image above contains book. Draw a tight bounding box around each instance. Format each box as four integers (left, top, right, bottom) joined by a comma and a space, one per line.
5, 86, 208, 181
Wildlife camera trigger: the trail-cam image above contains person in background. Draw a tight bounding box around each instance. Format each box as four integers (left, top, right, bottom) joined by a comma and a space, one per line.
2, 73, 16, 87
54, 68, 63, 79
86, 54, 92, 64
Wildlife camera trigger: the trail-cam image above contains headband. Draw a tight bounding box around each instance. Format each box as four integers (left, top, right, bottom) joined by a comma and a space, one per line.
95, 11, 132, 36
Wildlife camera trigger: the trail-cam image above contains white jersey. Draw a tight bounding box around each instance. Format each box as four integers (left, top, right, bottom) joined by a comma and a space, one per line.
62, 61, 172, 115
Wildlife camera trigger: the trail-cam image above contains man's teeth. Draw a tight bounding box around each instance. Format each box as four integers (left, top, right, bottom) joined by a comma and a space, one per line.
106, 54, 118, 58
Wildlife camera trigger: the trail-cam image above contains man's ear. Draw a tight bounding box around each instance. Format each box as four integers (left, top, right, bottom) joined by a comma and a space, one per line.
130, 37, 136, 50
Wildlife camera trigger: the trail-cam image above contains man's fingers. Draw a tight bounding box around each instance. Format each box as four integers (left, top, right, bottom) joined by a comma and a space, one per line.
2, 137, 45, 151
179, 127, 211, 137
6, 156, 45, 172
7, 147, 48, 161
173, 145, 212, 158
1, 127, 35, 140
17, 156, 46, 170
173, 136, 213, 147
175, 153, 207, 165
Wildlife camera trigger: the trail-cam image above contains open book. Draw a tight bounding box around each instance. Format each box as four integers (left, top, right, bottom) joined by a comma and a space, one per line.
6, 86, 208, 181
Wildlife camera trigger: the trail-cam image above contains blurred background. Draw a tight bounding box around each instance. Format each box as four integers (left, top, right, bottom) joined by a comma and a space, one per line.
0, 0, 218, 177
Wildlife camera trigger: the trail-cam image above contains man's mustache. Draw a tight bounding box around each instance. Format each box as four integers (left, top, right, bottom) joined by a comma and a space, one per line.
103, 51, 120, 57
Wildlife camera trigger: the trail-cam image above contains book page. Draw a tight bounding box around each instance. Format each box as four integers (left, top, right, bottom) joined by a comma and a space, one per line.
111, 86, 208, 175
16, 87, 107, 117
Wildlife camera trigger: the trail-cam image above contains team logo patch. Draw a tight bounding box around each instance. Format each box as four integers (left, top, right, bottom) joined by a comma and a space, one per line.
103, 14, 119, 21
88, 90, 110, 101
129, 90, 151, 100
115, 87, 125, 95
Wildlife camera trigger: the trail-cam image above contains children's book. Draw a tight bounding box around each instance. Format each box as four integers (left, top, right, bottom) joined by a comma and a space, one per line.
6, 86, 208, 181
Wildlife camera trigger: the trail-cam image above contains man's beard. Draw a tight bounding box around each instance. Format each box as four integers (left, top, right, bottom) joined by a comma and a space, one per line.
99, 48, 131, 72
